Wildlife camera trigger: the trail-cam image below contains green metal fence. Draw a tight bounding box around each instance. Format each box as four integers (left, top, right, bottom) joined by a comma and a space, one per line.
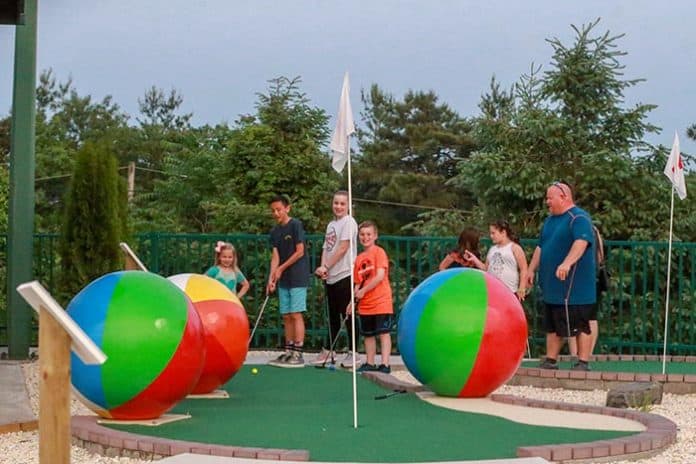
1, 233, 695, 355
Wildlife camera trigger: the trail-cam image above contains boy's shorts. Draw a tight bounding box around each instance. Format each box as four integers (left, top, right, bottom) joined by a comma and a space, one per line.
359, 314, 394, 337
278, 287, 307, 314
544, 303, 592, 337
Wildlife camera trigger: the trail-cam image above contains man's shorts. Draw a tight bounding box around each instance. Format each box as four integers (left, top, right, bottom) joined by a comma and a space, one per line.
359, 314, 394, 337
589, 303, 598, 321
278, 287, 307, 314
544, 303, 593, 337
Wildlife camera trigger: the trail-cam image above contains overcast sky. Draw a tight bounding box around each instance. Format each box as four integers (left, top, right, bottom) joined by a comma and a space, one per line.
1, 0, 695, 153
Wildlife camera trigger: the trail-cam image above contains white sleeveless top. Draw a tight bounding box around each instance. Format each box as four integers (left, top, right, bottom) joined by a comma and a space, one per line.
486, 242, 519, 293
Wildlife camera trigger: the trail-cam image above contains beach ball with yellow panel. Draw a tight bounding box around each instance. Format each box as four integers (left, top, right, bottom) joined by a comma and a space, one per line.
168, 273, 249, 393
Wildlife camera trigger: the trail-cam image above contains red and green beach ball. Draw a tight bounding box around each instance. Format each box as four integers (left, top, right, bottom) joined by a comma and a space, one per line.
397, 268, 527, 397
68, 271, 205, 420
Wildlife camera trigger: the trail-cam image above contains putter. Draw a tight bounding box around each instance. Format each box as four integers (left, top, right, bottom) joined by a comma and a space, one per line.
248, 294, 270, 346
374, 389, 406, 400
315, 314, 349, 369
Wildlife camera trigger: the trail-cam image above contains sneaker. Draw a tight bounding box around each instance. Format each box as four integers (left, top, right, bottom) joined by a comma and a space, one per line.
310, 348, 335, 365
356, 363, 378, 373
340, 351, 362, 368
283, 351, 305, 368
538, 358, 559, 370
268, 351, 291, 367
377, 364, 391, 374
571, 361, 590, 372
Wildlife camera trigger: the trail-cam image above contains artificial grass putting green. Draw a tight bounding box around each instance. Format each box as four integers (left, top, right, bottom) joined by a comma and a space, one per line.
106, 367, 634, 462
521, 359, 696, 374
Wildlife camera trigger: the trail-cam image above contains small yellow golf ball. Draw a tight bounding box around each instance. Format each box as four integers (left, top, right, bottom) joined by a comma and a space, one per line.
252, 368, 258, 375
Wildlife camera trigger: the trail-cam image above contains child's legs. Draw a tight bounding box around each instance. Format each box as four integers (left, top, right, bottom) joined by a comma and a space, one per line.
363, 336, 377, 364
326, 277, 352, 349
278, 287, 296, 346
281, 314, 295, 345
287, 287, 307, 345
288, 312, 305, 345
379, 332, 391, 365
374, 314, 394, 365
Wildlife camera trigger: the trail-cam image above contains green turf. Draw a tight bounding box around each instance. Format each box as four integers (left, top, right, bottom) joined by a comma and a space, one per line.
105, 367, 635, 462
522, 360, 696, 374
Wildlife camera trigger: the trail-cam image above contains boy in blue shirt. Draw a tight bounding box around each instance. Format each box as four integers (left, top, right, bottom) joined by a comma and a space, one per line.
266, 195, 310, 368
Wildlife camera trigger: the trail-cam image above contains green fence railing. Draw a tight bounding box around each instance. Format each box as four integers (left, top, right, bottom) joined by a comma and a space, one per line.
1, 233, 696, 355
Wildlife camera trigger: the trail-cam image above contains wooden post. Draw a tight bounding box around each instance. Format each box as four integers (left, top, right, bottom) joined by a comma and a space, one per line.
38, 308, 71, 464
120, 242, 148, 271
16, 281, 106, 464
127, 161, 135, 202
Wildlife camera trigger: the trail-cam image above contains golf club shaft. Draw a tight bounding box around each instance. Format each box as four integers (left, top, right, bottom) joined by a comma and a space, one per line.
248, 294, 270, 346
317, 314, 349, 368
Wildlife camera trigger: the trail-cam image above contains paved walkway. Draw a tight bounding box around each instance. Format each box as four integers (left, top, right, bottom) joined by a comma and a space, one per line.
0, 361, 36, 433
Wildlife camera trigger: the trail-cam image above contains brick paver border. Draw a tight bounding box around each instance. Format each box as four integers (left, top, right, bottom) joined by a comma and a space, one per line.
71, 415, 310, 461
512, 354, 696, 394
493, 394, 677, 462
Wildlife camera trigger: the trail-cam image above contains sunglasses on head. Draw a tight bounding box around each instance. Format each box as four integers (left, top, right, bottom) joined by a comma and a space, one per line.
551, 181, 568, 196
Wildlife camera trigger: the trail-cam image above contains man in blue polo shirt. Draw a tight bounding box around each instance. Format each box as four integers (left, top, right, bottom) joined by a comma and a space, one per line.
527, 181, 596, 371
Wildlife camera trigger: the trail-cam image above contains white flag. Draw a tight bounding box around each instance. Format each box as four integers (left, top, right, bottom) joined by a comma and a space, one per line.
663, 131, 687, 200
329, 73, 355, 173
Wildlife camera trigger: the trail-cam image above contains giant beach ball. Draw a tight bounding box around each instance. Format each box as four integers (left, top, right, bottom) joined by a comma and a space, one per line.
168, 274, 249, 394
68, 271, 205, 420
397, 268, 527, 397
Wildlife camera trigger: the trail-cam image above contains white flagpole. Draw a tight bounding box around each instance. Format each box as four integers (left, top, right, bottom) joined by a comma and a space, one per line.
662, 188, 675, 375
347, 139, 358, 429
329, 71, 358, 428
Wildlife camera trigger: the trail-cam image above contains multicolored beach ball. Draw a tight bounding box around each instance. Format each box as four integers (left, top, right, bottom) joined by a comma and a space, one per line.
397, 268, 527, 397
68, 271, 205, 420
168, 274, 249, 394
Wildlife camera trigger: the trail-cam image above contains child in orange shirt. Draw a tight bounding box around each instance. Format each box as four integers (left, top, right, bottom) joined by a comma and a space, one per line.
347, 220, 394, 374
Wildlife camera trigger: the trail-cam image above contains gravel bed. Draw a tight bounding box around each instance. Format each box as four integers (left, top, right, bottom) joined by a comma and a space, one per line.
1, 362, 693, 464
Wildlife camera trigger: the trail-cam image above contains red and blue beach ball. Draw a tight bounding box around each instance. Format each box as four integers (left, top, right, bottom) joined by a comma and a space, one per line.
68, 271, 205, 420
397, 268, 527, 397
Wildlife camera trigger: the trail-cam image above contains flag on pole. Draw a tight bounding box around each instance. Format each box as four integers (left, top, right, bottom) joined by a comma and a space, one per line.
663, 131, 687, 200
329, 72, 355, 173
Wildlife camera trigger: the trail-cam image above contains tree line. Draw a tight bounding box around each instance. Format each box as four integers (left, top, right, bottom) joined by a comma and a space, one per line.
2, 19, 695, 243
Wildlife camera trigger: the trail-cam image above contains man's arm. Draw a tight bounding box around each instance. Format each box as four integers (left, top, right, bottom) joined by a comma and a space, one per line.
556, 239, 588, 281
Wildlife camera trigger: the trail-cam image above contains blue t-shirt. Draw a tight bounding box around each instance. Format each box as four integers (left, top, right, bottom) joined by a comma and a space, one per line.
205, 266, 246, 294
538, 206, 596, 305
269, 218, 310, 288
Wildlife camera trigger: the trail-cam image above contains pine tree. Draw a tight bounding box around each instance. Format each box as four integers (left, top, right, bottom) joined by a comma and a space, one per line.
58, 140, 125, 301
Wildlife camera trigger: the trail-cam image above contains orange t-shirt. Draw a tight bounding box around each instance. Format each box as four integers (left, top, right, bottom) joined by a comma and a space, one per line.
354, 245, 393, 315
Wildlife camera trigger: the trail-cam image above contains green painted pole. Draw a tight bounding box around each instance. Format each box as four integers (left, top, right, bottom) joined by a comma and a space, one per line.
7, 0, 38, 359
